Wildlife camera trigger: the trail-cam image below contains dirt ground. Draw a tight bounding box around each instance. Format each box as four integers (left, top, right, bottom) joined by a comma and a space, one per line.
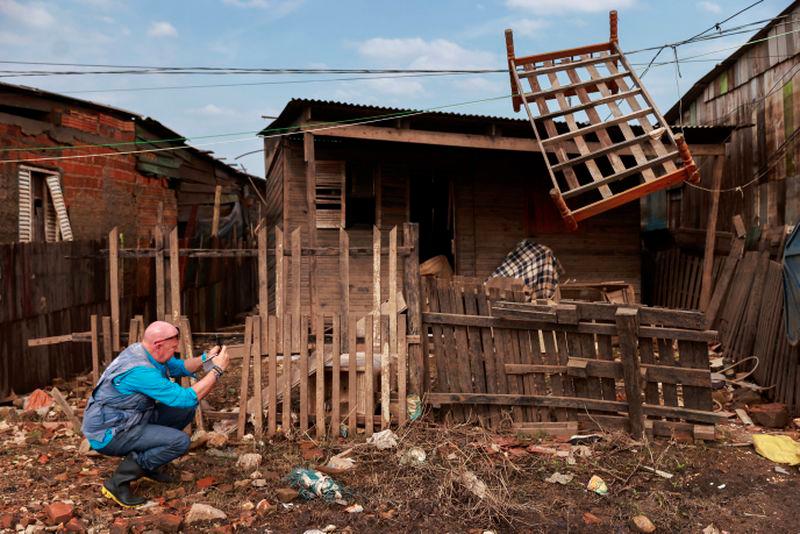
2, 370, 799, 533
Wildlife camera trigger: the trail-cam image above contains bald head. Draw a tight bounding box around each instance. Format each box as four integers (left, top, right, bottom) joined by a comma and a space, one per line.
143, 321, 180, 344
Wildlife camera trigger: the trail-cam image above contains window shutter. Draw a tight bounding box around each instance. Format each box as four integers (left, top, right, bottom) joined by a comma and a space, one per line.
315, 161, 345, 229
18, 167, 33, 242
45, 175, 73, 241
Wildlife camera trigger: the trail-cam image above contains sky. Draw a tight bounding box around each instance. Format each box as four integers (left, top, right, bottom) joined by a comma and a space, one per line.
0, 0, 794, 177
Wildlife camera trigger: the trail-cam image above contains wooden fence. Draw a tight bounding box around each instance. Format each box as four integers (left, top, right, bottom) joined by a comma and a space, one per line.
421, 278, 723, 439
705, 235, 800, 413
651, 247, 724, 310
233, 312, 408, 439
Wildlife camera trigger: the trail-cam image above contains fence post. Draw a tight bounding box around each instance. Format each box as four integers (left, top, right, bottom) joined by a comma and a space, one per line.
403, 223, 424, 395
615, 307, 644, 438
108, 227, 120, 351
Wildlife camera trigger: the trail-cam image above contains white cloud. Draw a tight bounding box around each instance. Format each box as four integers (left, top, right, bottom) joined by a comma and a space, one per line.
697, 1, 722, 14
514, 18, 549, 37
190, 104, 228, 116
356, 37, 496, 70
364, 77, 425, 97
506, 0, 636, 15
221, 0, 303, 15
148, 21, 177, 38
0, 0, 55, 28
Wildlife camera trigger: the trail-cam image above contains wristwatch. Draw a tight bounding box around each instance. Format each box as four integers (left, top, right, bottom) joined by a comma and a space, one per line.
211, 364, 224, 377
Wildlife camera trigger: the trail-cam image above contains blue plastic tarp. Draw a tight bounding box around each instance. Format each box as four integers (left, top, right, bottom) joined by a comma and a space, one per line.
783, 223, 800, 346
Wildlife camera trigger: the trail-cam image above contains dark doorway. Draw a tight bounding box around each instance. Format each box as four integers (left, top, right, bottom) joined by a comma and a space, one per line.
410, 172, 453, 267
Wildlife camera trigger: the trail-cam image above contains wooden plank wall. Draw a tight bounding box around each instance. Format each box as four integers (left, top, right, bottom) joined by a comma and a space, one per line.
674, 5, 800, 233
0, 236, 258, 397
651, 248, 724, 310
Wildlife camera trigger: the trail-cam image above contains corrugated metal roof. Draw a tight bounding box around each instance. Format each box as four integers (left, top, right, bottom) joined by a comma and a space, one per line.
260, 97, 528, 135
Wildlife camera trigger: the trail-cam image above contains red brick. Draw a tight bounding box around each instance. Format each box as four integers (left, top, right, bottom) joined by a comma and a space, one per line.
65, 517, 87, 532
0, 513, 16, 529
749, 403, 789, 428
43, 502, 73, 526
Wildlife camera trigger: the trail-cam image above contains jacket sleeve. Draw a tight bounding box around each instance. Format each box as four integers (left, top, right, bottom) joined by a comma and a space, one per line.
114, 367, 198, 408
165, 357, 193, 378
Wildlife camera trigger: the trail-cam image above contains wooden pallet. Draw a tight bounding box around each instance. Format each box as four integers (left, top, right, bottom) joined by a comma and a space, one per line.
505, 11, 698, 230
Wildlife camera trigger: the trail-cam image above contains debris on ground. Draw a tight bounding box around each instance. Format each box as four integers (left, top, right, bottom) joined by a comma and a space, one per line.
184, 503, 227, 524
367, 429, 398, 450
631, 514, 656, 533
748, 403, 790, 428
586, 475, 608, 495
287, 467, 345, 502
345, 503, 363, 513
458, 470, 488, 500
399, 447, 427, 466
753, 434, 800, 465
407, 394, 423, 421
236, 452, 263, 472
545, 472, 574, 485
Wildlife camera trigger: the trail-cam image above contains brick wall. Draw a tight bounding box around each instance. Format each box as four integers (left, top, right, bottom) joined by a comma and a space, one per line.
0, 105, 178, 244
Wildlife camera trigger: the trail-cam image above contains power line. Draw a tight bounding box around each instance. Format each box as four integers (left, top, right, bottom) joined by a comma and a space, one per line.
0, 93, 514, 164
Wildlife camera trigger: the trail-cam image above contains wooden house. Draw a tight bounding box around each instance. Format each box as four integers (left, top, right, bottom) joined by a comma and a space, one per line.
261, 98, 644, 314
662, 0, 800, 238
0, 81, 259, 245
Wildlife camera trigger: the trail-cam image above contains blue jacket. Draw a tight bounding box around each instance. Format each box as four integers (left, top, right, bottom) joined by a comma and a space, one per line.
81, 343, 196, 448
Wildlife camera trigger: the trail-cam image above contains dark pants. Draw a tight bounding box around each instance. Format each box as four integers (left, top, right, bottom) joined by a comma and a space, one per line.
98, 404, 194, 471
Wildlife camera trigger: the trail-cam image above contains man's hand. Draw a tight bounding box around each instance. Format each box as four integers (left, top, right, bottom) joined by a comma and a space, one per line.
207, 345, 221, 359
214, 346, 230, 372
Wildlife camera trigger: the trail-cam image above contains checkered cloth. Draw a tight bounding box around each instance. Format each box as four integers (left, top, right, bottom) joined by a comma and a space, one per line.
489, 240, 563, 299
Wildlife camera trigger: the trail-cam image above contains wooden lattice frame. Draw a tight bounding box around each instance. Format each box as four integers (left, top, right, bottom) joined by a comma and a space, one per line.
505, 10, 698, 230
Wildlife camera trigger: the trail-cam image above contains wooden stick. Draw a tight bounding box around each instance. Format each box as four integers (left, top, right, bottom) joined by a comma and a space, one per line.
373, 225, 381, 353
398, 314, 408, 425
180, 317, 204, 431
275, 227, 285, 353
282, 314, 292, 434
389, 226, 398, 377
109, 227, 120, 351
211, 185, 222, 238
237, 317, 253, 440
403, 223, 424, 394
90, 315, 100, 382
364, 315, 374, 436
348, 314, 357, 432
155, 226, 165, 321
332, 315, 341, 433
381, 314, 391, 429
616, 308, 644, 438
252, 318, 263, 440
291, 227, 301, 347
299, 315, 309, 433
316, 311, 326, 438
340, 228, 350, 353
265, 316, 275, 438
102, 316, 112, 365
51, 387, 82, 435
258, 224, 269, 348
699, 155, 725, 311
169, 227, 181, 324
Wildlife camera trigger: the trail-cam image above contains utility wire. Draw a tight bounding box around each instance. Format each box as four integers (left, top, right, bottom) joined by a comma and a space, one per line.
0, 93, 514, 163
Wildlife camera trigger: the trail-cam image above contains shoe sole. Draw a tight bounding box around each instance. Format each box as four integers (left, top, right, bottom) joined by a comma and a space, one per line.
101, 485, 145, 508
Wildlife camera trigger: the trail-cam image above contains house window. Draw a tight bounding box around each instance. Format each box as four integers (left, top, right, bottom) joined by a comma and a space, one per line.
345, 161, 376, 228
18, 166, 73, 242
315, 160, 346, 229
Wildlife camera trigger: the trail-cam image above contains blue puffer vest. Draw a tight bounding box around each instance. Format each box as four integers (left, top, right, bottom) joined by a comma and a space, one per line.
81, 343, 157, 445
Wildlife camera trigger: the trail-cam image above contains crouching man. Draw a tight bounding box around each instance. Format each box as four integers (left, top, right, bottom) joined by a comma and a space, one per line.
81, 321, 230, 507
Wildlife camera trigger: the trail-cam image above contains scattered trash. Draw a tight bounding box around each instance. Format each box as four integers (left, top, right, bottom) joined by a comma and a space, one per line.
345, 504, 363, 513
752, 434, 800, 465
205, 431, 228, 449
774, 466, 790, 475
368, 429, 398, 450
458, 470, 488, 500
184, 503, 226, 524
275, 487, 300, 503
569, 434, 601, 445
571, 445, 593, 458
340, 424, 349, 438
324, 451, 356, 472
631, 514, 656, 533
407, 394, 423, 421
236, 453, 263, 473
287, 467, 345, 502
717, 483, 726, 489
545, 472, 574, 485
641, 465, 674, 479
586, 475, 608, 495
702, 524, 722, 534
399, 447, 427, 466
